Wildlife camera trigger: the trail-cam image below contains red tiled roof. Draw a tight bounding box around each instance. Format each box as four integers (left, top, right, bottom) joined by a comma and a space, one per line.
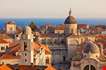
45, 65, 56, 70
19, 65, 36, 70
9, 44, 21, 53
0, 39, 8, 43
32, 42, 51, 54
96, 41, 106, 48
0, 34, 11, 39
9, 41, 20, 48
96, 34, 106, 38
41, 44, 51, 54
0, 64, 56, 70
0, 54, 20, 60
0, 65, 12, 70
78, 24, 89, 29
55, 24, 65, 30
55, 26, 64, 30
39, 34, 48, 38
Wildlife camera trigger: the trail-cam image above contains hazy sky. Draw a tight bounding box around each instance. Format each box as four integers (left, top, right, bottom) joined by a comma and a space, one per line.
0, 0, 106, 18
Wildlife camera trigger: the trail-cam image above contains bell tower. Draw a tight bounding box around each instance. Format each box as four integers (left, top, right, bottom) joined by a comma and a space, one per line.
20, 26, 34, 65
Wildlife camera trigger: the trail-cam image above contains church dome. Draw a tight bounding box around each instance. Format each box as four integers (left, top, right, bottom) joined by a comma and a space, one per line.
64, 9, 77, 24
83, 41, 100, 54
64, 16, 77, 24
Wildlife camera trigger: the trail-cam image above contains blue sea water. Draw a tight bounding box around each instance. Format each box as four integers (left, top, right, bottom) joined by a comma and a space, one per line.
0, 18, 106, 29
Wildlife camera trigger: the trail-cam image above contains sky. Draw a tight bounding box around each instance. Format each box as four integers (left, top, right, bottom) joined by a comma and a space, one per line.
0, 0, 106, 18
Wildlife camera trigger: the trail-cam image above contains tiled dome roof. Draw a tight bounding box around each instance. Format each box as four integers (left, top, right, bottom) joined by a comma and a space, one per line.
64, 16, 77, 24
64, 8, 77, 24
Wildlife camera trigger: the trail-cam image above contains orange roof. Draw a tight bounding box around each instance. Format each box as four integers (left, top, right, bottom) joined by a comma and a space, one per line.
32, 42, 41, 49
41, 44, 51, 54
32, 42, 51, 54
9, 43, 21, 53
78, 24, 89, 29
96, 34, 106, 38
39, 34, 48, 38
19, 65, 36, 70
0, 34, 11, 39
0, 39, 8, 44
0, 54, 20, 60
0, 65, 12, 70
45, 65, 56, 70
55, 25, 65, 30
9, 41, 20, 48
0, 65, 56, 70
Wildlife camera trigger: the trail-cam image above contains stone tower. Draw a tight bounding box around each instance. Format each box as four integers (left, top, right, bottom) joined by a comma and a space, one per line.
20, 26, 34, 65
6, 21, 16, 34
64, 8, 78, 35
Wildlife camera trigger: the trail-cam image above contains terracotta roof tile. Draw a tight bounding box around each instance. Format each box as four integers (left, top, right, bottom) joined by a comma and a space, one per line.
0, 39, 8, 43
55, 25, 65, 30
9, 44, 20, 53
39, 34, 48, 38
0, 65, 56, 70
0, 65, 12, 70
32, 42, 51, 54
0, 35, 11, 39
41, 44, 51, 54
78, 24, 89, 29
45, 65, 56, 70
0, 54, 20, 60
19, 65, 36, 70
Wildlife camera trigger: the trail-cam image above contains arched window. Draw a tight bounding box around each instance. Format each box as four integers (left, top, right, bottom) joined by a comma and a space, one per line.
84, 65, 96, 70
46, 57, 49, 64
24, 42, 27, 51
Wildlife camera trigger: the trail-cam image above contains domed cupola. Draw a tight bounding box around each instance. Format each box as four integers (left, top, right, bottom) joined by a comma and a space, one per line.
64, 8, 77, 24
64, 8, 78, 35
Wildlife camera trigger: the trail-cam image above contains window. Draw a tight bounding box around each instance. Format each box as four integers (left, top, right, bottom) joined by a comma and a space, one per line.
24, 42, 27, 51
25, 53, 27, 56
16, 35, 18, 37
84, 65, 96, 70
10, 27, 13, 31
25, 59, 27, 62
2, 62, 4, 64
1, 47, 5, 50
63, 56, 66, 61
46, 58, 49, 64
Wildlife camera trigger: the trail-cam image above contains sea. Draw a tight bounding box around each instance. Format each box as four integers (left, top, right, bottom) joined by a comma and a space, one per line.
0, 18, 106, 29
